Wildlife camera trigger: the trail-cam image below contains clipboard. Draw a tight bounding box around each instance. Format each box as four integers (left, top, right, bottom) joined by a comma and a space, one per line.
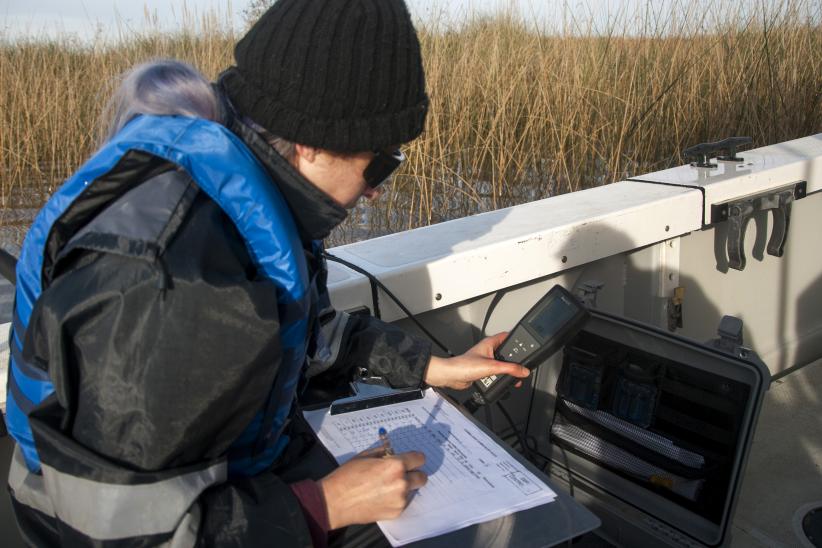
329, 387, 424, 415
304, 388, 587, 546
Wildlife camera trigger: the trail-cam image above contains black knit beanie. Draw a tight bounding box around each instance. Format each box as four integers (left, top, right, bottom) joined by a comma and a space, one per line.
220, 0, 429, 153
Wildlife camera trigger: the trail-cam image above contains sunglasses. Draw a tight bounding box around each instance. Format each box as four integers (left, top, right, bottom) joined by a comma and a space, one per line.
363, 148, 406, 189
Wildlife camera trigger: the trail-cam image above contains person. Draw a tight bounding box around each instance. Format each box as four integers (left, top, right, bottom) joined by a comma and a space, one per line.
5, 1, 530, 546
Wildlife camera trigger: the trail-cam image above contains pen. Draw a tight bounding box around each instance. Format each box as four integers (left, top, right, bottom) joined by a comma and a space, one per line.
378, 427, 394, 456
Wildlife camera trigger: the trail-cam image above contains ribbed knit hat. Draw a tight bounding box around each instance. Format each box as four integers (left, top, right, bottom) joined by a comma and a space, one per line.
221, 0, 429, 153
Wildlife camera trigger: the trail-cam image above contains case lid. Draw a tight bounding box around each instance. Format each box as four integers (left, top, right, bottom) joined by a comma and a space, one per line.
558, 310, 770, 546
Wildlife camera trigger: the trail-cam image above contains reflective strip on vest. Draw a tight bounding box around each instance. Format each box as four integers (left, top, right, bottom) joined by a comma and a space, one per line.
8, 444, 55, 518
9, 443, 221, 542
40, 461, 224, 540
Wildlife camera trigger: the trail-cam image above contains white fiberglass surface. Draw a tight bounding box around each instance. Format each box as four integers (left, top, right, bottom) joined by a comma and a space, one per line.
333, 182, 701, 270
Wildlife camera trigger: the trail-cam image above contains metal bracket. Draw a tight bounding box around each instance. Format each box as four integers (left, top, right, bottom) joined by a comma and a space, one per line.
355, 367, 390, 387
710, 181, 806, 271
344, 305, 372, 317
575, 280, 605, 308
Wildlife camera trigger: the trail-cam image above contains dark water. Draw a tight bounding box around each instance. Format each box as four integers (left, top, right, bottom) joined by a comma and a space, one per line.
0, 209, 29, 322
326, 177, 551, 247
2, 153, 637, 251
0, 170, 565, 252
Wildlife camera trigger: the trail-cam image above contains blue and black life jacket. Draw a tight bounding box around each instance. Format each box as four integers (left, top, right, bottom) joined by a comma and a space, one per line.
5, 115, 311, 476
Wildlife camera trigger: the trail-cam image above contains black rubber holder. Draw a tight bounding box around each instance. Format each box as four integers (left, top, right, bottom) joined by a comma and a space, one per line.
803, 507, 822, 547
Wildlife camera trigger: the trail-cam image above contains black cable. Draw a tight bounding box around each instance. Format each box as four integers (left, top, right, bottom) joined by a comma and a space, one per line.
523, 357, 540, 450
500, 433, 551, 468
554, 441, 580, 548
496, 400, 534, 463
481, 292, 546, 468
367, 276, 381, 319
495, 424, 528, 440
323, 251, 455, 357
463, 397, 479, 414
556, 443, 576, 497
480, 289, 507, 339
483, 402, 493, 430
480, 288, 542, 460
523, 436, 553, 469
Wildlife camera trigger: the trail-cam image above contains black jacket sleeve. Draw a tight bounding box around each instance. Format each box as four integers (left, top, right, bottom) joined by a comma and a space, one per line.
303, 250, 432, 392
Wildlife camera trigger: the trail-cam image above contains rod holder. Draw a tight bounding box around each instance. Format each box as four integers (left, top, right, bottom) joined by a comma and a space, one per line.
710, 181, 806, 271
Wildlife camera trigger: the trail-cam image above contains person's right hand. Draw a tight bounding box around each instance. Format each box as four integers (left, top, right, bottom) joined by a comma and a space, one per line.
318, 450, 427, 529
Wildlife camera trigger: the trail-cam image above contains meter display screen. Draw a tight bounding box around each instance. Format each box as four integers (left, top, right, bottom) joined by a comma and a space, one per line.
472, 284, 589, 410
526, 295, 579, 340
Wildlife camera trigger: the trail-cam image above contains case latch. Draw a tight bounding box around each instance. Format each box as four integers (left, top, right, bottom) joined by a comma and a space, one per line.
710, 181, 806, 271
708, 315, 768, 369
714, 315, 744, 353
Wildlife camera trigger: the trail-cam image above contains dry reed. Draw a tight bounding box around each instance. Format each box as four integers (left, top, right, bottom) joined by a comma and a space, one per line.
1, 2, 820, 245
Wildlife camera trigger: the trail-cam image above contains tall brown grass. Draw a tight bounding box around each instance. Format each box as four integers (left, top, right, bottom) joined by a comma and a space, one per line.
0, 11, 235, 210
1, 2, 821, 245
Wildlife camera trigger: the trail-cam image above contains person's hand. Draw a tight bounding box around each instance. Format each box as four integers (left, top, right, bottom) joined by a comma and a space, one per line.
318, 450, 427, 529
423, 332, 530, 390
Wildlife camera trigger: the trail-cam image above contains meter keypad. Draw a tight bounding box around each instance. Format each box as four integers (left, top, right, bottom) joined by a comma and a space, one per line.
498, 327, 540, 364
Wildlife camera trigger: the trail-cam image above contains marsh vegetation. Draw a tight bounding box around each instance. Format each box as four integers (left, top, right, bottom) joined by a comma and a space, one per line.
1, 1, 820, 246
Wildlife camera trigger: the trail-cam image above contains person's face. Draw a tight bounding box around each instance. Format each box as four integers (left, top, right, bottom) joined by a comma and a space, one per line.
292, 145, 388, 209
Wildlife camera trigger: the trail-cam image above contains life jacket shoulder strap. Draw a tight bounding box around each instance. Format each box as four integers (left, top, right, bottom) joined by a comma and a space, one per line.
54, 169, 198, 268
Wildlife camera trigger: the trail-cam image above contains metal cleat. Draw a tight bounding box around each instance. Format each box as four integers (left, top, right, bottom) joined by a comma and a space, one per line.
683, 136, 752, 168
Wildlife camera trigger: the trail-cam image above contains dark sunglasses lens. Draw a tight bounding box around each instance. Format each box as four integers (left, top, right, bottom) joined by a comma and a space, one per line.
364, 149, 405, 188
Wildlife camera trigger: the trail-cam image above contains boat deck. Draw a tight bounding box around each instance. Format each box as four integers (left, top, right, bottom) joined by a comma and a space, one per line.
730, 358, 822, 548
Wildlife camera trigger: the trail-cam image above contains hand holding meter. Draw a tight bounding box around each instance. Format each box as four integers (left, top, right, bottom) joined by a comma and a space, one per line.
468, 285, 589, 410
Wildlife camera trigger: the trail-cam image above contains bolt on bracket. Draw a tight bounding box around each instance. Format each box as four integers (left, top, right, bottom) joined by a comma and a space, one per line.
710, 181, 807, 271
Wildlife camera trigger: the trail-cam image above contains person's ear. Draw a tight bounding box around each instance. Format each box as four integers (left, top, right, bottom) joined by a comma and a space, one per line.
294, 143, 319, 163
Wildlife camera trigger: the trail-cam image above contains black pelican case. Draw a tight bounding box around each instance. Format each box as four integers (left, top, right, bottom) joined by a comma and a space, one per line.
541, 310, 770, 547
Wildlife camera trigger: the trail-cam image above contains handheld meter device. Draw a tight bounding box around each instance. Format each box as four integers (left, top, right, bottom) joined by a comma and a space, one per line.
468, 284, 589, 410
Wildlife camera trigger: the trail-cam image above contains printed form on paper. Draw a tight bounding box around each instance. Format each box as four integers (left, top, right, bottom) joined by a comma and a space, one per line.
303, 389, 556, 546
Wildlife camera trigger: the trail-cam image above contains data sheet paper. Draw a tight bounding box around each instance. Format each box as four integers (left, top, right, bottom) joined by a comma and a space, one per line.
303, 390, 556, 546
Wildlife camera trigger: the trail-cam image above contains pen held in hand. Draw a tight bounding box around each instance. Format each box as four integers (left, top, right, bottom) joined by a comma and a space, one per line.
378, 426, 394, 456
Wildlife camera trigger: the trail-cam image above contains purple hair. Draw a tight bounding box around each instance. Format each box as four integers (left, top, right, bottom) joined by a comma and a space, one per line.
102, 59, 220, 143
